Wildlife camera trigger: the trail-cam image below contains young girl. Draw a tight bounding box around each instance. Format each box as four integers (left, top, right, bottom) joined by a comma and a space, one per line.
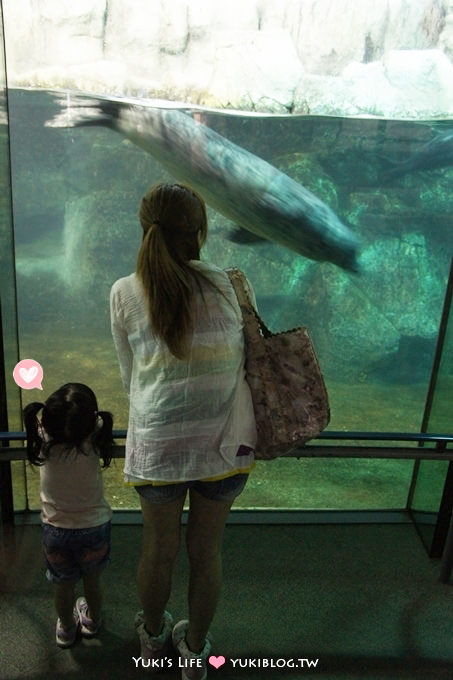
24, 382, 113, 648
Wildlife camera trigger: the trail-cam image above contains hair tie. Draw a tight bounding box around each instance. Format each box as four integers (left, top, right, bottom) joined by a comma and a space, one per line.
153, 219, 172, 233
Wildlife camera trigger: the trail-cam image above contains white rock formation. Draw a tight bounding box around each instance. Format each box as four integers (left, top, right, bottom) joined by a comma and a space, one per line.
294, 49, 453, 118
439, 0, 453, 55
3, 0, 453, 118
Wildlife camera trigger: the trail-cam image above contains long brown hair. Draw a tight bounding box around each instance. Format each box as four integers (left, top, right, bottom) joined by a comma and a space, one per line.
136, 182, 209, 359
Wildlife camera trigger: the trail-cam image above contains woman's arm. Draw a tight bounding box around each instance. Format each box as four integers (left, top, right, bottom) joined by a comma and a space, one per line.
110, 284, 133, 396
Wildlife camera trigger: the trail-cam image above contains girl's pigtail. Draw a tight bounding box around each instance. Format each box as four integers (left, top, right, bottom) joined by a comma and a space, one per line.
23, 402, 46, 466
92, 411, 114, 468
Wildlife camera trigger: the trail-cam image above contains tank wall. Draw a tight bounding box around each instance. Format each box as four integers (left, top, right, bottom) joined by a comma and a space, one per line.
3, 0, 453, 118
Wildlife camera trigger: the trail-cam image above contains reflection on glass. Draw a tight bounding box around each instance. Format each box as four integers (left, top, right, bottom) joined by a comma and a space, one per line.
424, 271, 453, 436
0, 4, 24, 509
410, 262, 453, 518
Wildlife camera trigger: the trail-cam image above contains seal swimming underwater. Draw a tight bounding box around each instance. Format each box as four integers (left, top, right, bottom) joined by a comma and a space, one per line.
384, 130, 453, 180
46, 93, 360, 271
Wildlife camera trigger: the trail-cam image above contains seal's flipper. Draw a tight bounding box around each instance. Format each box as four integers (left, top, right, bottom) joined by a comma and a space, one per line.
227, 227, 268, 245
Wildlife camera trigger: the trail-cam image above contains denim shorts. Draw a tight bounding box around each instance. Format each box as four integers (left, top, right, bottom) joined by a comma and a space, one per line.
135, 473, 249, 505
42, 520, 111, 584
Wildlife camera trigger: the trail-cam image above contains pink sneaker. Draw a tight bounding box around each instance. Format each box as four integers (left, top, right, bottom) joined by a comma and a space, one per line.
55, 610, 79, 648
75, 597, 102, 637
172, 620, 212, 680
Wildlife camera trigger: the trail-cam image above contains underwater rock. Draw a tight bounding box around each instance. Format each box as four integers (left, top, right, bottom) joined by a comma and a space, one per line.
392, 167, 453, 218
296, 263, 401, 380
276, 152, 340, 211
369, 334, 437, 384
359, 234, 446, 339
291, 232, 448, 380
62, 190, 139, 294
347, 190, 420, 240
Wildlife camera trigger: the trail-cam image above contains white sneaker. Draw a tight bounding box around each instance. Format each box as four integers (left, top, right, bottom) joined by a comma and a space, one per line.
172, 620, 212, 680
135, 610, 174, 673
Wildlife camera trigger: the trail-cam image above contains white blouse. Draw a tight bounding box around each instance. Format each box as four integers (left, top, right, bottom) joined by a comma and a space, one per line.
110, 261, 256, 484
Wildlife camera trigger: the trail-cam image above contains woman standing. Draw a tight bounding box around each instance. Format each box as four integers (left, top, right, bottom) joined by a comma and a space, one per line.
110, 182, 256, 680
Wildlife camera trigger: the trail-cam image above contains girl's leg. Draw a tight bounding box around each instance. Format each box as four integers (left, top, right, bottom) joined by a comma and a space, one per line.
54, 581, 76, 629
82, 571, 102, 622
185, 489, 235, 653
137, 493, 186, 636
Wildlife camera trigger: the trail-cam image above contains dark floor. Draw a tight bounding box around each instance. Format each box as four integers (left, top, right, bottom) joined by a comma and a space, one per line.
1, 520, 452, 680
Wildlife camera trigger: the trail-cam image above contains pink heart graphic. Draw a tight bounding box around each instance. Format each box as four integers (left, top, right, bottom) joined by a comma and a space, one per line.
208, 655, 226, 669
19, 366, 38, 383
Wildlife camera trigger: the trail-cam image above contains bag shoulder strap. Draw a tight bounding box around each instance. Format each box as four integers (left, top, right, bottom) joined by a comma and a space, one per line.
225, 268, 248, 306
226, 268, 271, 338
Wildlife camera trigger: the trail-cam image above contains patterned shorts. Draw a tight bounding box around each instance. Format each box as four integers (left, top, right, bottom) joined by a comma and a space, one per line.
135, 473, 249, 505
42, 521, 111, 584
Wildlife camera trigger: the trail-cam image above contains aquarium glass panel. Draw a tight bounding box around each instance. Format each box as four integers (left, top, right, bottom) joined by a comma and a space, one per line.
11, 97, 426, 513
2, 2, 452, 512
0, 3, 25, 510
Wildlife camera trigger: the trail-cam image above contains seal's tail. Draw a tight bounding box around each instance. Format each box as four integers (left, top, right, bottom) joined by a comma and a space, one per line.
44, 91, 124, 129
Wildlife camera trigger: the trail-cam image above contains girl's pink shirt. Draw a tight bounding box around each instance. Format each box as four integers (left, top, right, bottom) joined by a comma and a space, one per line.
39, 441, 112, 528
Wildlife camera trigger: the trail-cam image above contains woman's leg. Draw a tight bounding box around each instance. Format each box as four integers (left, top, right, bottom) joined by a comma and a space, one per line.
185, 489, 235, 653
137, 493, 186, 636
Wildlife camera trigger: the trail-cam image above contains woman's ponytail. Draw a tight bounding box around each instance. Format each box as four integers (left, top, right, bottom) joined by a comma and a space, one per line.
137, 183, 206, 360
137, 221, 194, 359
